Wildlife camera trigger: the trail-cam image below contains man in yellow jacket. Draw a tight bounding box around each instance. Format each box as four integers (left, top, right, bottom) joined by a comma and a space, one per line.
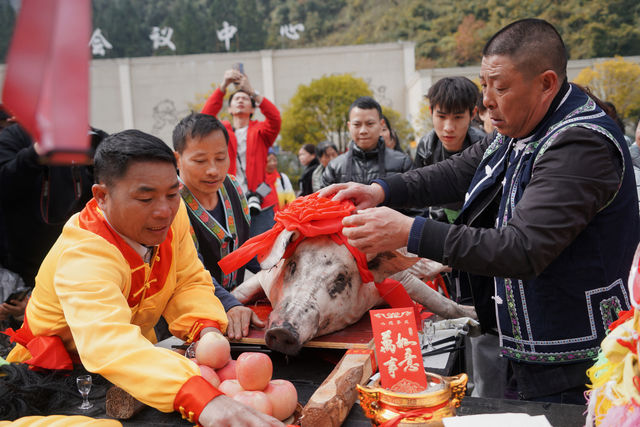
4, 130, 281, 427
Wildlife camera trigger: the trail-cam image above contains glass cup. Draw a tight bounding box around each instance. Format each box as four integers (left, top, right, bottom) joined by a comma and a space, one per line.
76, 374, 94, 410
422, 319, 436, 352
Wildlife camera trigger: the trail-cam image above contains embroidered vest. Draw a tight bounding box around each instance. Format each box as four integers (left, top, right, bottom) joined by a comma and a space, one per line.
461, 84, 639, 364
181, 175, 250, 290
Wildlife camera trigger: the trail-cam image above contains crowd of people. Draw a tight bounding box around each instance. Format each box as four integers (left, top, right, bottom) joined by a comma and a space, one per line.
1, 17, 639, 426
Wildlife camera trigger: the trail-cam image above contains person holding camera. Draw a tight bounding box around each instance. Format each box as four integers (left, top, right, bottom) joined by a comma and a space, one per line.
201, 68, 281, 237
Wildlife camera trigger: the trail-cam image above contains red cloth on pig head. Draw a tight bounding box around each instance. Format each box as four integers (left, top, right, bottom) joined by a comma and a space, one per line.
218, 194, 421, 318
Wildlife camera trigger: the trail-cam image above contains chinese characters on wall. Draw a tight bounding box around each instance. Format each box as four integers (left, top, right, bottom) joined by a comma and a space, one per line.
88, 22, 305, 57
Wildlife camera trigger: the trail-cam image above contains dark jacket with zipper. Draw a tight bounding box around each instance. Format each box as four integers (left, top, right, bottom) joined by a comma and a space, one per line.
0, 124, 94, 286
322, 138, 412, 186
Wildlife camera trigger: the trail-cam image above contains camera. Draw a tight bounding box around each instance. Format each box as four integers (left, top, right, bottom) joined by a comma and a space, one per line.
247, 182, 272, 216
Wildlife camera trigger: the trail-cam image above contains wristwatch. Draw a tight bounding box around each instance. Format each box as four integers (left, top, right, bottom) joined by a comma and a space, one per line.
251, 90, 260, 99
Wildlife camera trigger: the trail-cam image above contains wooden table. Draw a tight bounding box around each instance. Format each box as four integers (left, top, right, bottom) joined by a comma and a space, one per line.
83, 345, 585, 426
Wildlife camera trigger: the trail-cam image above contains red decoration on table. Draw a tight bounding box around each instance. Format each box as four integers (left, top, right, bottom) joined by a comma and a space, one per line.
370, 307, 428, 393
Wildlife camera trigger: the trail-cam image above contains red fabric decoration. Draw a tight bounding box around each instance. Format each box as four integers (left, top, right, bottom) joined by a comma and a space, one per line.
185, 319, 222, 344
2, 0, 90, 164
3, 315, 73, 370
219, 194, 420, 316
218, 193, 355, 274
174, 375, 223, 424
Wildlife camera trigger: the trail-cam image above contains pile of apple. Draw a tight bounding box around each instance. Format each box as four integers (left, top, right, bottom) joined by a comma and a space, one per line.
192, 332, 298, 421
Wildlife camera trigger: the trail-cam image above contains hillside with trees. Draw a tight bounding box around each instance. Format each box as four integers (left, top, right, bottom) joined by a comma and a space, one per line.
1, 0, 639, 66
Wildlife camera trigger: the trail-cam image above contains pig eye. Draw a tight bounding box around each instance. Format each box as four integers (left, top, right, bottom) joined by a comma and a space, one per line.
328, 273, 351, 299
286, 260, 297, 277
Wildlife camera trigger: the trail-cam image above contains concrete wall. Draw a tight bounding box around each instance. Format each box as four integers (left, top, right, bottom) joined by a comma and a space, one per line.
1, 45, 639, 145
0, 42, 415, 146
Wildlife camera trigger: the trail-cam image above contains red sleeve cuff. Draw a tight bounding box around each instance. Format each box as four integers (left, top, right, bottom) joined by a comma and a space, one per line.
185, 319, 221, 344
174, 375, 223, 424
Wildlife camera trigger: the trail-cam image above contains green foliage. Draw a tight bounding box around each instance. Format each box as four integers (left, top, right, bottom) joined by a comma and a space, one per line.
574, 56, 640, 120
277, 74, 412, 155
279, 74, 372, 153
0, 1, 15, 63
1, 0, 639, 66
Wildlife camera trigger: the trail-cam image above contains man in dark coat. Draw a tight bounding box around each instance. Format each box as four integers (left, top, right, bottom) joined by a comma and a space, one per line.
322, 96, 412, 186
321, 19, 639, 404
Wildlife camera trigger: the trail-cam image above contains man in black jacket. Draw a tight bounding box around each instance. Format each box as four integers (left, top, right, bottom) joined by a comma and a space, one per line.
415, 77, 486, 223
321, 19, 639, 404
322, 96, 412, 186
0, 124, 107, 329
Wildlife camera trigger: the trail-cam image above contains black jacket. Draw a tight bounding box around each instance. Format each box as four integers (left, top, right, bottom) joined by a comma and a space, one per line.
0, 125, 94, 286
322, 138, 412, 186
299, 157, 319, 196
414, 127, 486, 218
414, 126, 486, 169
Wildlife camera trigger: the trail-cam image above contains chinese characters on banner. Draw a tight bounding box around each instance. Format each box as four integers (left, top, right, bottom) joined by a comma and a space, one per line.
150, 26, 176, 51
370, 307, 428, 393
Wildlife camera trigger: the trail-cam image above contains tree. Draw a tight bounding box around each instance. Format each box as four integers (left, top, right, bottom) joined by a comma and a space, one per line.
454, 15, 486, 66
279, 74, 372, 152
0, 1, 16, 63
573, 56, 640, 120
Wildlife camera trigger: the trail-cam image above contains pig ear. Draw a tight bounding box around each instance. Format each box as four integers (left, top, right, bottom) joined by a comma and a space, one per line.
259, 229, 300, 269
366, 250, 420, 283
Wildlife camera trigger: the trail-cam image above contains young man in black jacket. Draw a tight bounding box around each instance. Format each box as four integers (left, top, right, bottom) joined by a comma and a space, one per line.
322, 96, 412, 186
414, 77, 486, 223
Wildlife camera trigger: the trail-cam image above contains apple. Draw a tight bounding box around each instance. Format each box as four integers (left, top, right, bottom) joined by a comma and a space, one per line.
195, 332, 231, 369
236, 352, 273, 391
215, 359, 237, 382
263, 379, 298, 420
218, 379, 244, 397
233, 390, 273, 416
199, 365, 220, 388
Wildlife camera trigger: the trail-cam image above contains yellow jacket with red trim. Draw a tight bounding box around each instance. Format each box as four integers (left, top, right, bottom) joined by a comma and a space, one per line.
7, 199, 228, 414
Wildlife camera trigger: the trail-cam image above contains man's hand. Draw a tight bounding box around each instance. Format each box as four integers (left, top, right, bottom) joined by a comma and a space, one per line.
225, 306, 265, 340
199, 395, 284, 427
221, 69, 243, 93
318, 182, 385, 211
342, 206, 414, 253
0, 298, 28, 322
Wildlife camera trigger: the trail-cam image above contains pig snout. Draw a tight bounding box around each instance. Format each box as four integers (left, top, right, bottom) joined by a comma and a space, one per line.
265, 322, 301, 355
265, 299, 320, 355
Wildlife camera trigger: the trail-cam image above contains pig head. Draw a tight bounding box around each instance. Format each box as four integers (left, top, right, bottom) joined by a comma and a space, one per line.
231, 229, 476, 355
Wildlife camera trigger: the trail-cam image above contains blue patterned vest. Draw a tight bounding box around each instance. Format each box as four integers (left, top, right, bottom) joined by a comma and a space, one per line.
461, 84, 639, 364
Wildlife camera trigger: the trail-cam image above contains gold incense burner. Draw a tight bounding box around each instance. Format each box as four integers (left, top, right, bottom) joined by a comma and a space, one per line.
356, 372, 467, 426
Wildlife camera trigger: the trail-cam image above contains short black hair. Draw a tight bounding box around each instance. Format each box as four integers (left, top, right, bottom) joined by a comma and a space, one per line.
89, 126, 109, 152
228, 89, 256, 109
301, 143, 316, 156
94, 129, 176, 187
427, 77, 479, 115
315, 140, 338, 157
348, 96, 382, 119
483, 18, 567, 81
172, 112, 230, 153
